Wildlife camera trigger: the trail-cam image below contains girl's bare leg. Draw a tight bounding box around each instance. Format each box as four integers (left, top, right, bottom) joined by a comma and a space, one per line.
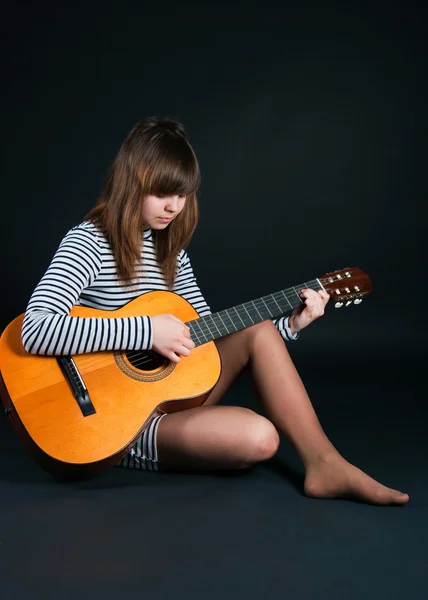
156, 405, 280, 471
157, 321, 409, 505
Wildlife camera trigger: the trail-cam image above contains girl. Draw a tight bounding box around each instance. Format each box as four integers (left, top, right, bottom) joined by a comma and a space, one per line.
22, 117, 408, 505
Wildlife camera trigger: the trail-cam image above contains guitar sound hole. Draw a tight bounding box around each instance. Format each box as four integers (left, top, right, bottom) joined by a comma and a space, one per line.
125, 350, 166, 372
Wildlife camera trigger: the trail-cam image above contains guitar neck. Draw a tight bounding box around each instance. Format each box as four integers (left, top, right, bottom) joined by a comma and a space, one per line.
186, 278, 323, 347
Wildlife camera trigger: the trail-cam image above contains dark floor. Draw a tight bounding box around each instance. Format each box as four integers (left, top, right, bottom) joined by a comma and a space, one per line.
0, 351, 426, 600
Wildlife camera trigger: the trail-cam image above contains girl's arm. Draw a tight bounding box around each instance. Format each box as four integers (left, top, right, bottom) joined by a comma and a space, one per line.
173, 250, 213, 317
21, 226, 153, 356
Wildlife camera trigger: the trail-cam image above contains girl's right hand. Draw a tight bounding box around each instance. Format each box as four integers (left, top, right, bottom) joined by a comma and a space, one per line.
151, 314, 195, 363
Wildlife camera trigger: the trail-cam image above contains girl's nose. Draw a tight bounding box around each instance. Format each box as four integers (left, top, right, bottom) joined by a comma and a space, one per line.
166, 195, 179, 211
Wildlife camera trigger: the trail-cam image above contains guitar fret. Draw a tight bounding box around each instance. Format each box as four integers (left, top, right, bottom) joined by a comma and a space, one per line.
260, 297, 274, 318
271, 294, 283, 314
215, 312, 229, 335
213, 314, 229, 335
233, 306, 246, 328
242, 303, 255, 325
250, 300, 264, 320
222, 310, 238, 332
198, 320, 211, 341
208, 314, 222, 337
190, 320, 205, 344
188, 322, 198, 344
239, 306, 256, 327
198, 319, 212, 339
199, 322, 214, 340
247, 300, 264, 323
284, 290, 295, 309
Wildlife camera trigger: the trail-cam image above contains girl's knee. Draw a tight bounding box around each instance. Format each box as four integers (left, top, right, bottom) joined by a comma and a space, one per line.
248, 319, 280, 349
244, 417, 280, 465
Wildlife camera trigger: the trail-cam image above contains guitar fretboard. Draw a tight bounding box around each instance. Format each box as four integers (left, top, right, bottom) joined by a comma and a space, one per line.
186, 279, 323, 346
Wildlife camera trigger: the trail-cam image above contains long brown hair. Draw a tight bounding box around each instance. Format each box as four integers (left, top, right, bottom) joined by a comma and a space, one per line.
85, 117, 201, 289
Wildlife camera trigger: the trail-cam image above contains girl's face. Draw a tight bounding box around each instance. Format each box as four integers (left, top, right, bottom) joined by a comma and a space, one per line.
142, 194, 186, 229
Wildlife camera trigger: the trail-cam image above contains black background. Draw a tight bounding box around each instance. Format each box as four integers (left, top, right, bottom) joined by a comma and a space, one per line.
2, 1, 427, 357
1, 2, 427, 598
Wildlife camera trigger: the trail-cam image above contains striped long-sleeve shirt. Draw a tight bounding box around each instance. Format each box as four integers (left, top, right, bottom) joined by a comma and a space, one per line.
21, 221, 298, 355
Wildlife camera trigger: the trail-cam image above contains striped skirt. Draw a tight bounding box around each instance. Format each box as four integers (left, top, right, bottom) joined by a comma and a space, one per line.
116, 413, 166, 471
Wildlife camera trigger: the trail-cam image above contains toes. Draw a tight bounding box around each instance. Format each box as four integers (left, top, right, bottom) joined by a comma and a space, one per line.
391, 492, 409, 505
372, 488, 409, 506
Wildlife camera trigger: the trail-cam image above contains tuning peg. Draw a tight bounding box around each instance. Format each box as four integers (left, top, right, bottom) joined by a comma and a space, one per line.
335, 302, 344, 308
354, 298, 363, 305
345, 300, 353, 307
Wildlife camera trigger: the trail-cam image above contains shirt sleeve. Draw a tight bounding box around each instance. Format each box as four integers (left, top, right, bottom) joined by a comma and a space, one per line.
173, 249, 212, 316
272, 316, 300, 342
174, 250, 298, 342
21, 226, 153, 355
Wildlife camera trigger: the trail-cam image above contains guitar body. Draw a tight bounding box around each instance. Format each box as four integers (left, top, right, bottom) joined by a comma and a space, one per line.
0, 291, 222, 479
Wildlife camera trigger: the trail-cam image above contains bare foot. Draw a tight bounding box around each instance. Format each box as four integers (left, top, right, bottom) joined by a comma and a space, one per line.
304, 452, 409, 505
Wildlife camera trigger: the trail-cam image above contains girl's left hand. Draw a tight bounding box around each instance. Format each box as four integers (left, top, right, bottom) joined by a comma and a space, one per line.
289, 289, 330, 335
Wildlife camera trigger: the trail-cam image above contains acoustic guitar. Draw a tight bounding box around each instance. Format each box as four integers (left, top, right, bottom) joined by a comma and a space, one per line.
0, 267, 371, 479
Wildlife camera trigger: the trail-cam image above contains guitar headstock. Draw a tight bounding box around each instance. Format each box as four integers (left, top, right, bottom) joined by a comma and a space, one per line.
319, 267, 372, 308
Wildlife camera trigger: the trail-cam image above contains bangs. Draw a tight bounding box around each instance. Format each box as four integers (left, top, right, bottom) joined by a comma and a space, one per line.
141, 137, 200, 197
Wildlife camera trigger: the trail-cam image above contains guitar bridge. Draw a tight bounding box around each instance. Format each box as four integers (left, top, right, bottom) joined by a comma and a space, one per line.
57, 356, 96, 417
